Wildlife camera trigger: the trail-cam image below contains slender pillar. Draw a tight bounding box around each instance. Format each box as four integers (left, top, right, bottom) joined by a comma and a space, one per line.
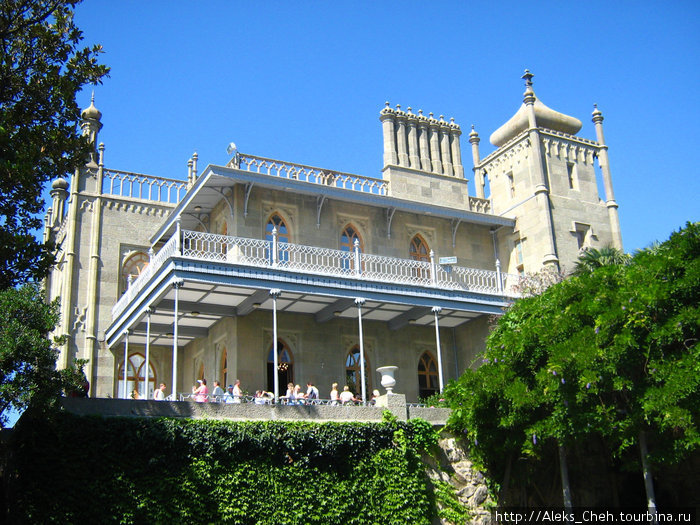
380, 102, 398, 167
172, 280, 183, 400
470, 126, 485, 199
270, 289, 282, 402
418, 111, 431, 171
354, 238, 361, 276
449, 120, 464, 178
522, 70, 558, 267
175, 215, 182, 255
395, 106, 409, 167
432, 307, 444, 392
406, 108, 420, 169
439, 117, 453, 176
429, 114, 442, 173
271, 226, 278, 267
355, 298, 367, 405
592, 105, 623, 250
144, 308, 152, 399
122, 331, 129, 399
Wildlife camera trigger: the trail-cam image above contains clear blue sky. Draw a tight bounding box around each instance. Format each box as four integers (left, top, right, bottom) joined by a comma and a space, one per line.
70, 1, 697, 253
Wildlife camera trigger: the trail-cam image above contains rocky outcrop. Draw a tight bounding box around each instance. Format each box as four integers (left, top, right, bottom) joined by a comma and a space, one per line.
424, 435, 494, 525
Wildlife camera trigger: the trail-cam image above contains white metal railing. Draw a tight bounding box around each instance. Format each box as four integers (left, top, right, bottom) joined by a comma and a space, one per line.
102, 169, 188, 204
112, 235, 178, 318
232, 154, 389, 196
112, 228, 518, 320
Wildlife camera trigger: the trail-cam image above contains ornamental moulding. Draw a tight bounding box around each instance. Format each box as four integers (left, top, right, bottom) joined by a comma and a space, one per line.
103, 199, 170, 216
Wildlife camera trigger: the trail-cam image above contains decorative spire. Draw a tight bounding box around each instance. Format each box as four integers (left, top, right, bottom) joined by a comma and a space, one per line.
522, 69, 534, 88
469, 124, 480, 144
522, 69, 536, 104
592, 103, 604, 124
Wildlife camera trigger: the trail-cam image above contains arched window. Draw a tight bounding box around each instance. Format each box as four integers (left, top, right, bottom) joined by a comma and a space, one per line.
410, 235, 430, 279
267, 340, 293, 393
265, 213, 290, 264
220, 347, 228, 387
121, 252, 149, 294
417, 351, 439, 400
340, 224, 363, 271
409, 235, 430, 261
345, 346, 370, 398
118, 353, 155, 399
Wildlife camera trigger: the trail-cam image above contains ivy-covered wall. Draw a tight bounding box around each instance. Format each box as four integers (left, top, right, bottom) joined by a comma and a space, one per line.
4, 412, 467, 524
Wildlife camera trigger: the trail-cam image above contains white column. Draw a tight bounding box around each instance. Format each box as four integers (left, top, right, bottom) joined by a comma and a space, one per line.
432, 307, 444, 393
380, 104, 398, 167
172, 280, 183, 400
354, 238, 361, 276
144, 308, 152, 399
592, 105, 623, 250
272, 226, 278, 267
175, 215, 182, 255
449, 121, 463, 178
396, 110, 409, 167
270, 289, 281, 402
122, 331, 129, 399
355, 298, 367, 405
418, 113, 431, 171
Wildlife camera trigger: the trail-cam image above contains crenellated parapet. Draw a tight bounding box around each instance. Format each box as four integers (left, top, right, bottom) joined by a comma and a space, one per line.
380, 102, 463, 178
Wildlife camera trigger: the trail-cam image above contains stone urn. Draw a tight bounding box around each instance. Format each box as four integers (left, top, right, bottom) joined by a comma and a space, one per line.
376, 366, 398, 394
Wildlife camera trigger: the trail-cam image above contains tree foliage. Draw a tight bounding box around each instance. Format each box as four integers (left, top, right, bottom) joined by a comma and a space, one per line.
0, 0, 108, 288
0, 284, 63, 426
444, 222, 700, 499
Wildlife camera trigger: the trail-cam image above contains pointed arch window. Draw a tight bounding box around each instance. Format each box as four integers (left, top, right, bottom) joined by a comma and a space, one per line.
118, 353, 155, 399
265, 213, 290, 264
345, 345, 370, 397
267, 340, 294, 392
121, 252, 149, 295
410, 234, 430, 279
418, 351, 439, 400
340, 224, 363, 271
220, 346, 228, 387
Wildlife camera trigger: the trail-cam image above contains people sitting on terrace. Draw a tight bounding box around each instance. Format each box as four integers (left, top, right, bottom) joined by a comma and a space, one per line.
254, 390, 272, 404
339, 385, 356, 405
232, 379, 243, 403
281, 382, 295, 404
293, 384, 305, 404
193, 379, 208, 402
222, 385, 235, 403
306, 382, 319, 403
154, 383, 166, 401
330, 383, 339, 405
211, 380, 225, 401
131, 389, 140, 400
369, 389, 380, 406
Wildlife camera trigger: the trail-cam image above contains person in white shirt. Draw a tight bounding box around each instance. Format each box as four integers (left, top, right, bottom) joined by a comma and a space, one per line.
305, 382, 319, 403
232, 379, 243, 403
339, 385, 355, 405
212, 380, 225, 401
153, 383, 166, 401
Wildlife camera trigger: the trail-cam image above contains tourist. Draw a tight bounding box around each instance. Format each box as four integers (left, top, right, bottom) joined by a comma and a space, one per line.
212, 380, 225, 401
283, 382, 295, 404
131, 389, 141, 400
293, 384, 305, 404
193, 379, 208, 402
369, 389, 380, 406
330, 382, 339, 405
306, 382, 319, 402
154, 383, 166, 400
232, 379, 243, 403
339, 385, 356, 405
222, 385, 235, 403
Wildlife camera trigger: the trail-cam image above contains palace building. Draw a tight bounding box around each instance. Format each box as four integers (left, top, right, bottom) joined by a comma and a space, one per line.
43, 71, 622, 403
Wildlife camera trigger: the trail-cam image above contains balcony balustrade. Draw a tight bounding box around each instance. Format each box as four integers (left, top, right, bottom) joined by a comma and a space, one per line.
112, 229, 518, 320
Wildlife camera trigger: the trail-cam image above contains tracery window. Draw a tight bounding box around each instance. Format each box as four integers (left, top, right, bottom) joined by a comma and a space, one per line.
417, 351, 439, 400
409, 235, 430, 262
340, 224, 363, 271
121, 252, 149, 294
118, 353, 155, 399
345, 345, 371, 398
410, 234, 430, 278
267, 340, 293, 393
265, 213, 290, 263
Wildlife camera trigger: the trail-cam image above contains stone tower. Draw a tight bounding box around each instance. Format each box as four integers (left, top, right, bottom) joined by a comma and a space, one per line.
471, 70, 622, 275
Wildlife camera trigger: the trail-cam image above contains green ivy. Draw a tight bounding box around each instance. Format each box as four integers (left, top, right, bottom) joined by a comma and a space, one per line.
6, 412, 456, 524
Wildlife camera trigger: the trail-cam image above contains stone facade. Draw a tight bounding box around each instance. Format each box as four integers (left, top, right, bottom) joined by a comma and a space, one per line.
44, 71, 621, 404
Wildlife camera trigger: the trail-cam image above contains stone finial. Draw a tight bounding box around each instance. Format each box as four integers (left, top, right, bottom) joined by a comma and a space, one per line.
380, 101, 394, 116
469, 124, 480, 144
522, 69, 534, 88
592, 103, 604, 124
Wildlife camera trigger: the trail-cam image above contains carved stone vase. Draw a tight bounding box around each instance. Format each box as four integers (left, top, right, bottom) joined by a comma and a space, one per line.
376, 366, 398, 394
